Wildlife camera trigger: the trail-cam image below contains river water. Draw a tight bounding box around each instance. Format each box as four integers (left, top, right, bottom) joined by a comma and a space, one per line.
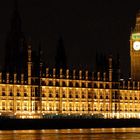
0, 128, 140, 140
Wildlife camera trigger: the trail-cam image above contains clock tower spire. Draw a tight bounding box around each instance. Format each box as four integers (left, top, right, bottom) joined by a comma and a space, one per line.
133, 11, 140, 33
130, 11, 140, 81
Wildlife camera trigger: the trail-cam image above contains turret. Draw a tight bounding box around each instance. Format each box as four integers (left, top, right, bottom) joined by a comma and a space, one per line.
4, 0, 25, 74
55, 35, 67, 71
108, 55, 113, 82
53, 68, 56, 78
27, 44, 32, 85
66, 69, 69, 79
6, 73, 9, 84
79, 70, 82, 80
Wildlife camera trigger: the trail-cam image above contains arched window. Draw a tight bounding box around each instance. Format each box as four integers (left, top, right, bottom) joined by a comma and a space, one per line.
49, 94, 52, 98
56, 82, 59, 86
9, 92, 13, 96
63, 82, 66, 87
49, 81, 53, 86
42, 94, 45, 97
63, 108, 65, 111
112, 96, 115, 99
94, 83, 97, 88
69, 94, 72, 98
88, 94, 92, 98
82, 83, 85, 87
31, 93, 35, 97
88, 83, 92, 88
100, 95, 103, 99
24, 107, 27, 111
62, 94, 66, 98
24, 93, 27, 97
82, 95, 85, 98
69, 82, 73, 87
2, 92, 5, 96
41, 80, 46, 86
76, 94, 78, 98
106, 84, 109, 89
76, 82, 79, 87
106, 96, 109, 99
17, 107, 20, 111
56, 94, 59, 98
100, 84, 103, 88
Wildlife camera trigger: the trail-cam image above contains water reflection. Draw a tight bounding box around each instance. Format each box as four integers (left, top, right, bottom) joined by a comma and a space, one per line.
0, 128, 140, 140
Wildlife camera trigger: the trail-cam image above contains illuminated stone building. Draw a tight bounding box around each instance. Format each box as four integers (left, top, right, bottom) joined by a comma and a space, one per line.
0, 1, 140, 119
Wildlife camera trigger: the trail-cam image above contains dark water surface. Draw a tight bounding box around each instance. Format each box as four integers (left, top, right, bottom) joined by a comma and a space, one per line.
0, 128, 140, 140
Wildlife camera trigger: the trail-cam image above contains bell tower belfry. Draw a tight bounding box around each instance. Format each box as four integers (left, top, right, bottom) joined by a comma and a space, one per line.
130, 11, 140, 81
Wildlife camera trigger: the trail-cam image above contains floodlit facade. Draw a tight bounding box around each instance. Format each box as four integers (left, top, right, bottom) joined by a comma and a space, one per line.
1, 43, 140, 119
1, 51, 140, 119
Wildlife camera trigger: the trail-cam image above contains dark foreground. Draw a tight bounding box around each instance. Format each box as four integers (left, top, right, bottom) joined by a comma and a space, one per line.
0, 118, 140, 130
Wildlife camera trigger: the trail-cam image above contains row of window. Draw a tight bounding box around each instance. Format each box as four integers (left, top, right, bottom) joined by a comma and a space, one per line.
2, 88, 27, 92
1, 92, 28, 97
42, 81, 112, 89
113, 96, 138, 100
1, 107, 28, 111
0, 92, 139, 100
42, 94, 139, 100
0, 107, 108, 112
1, 107, 139, 112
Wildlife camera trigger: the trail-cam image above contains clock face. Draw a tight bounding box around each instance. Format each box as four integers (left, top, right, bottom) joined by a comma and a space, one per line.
133, 41, 140, 51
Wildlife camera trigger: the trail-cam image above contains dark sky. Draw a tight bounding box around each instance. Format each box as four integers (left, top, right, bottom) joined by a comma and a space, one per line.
0, 0, 140, 78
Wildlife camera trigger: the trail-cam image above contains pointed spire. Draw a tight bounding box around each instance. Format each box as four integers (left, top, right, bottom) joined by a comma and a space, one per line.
14, 0, 18, 12
11, 0, 21, 33
116, 53, 121, 81
133, 10, 140, 33
4, 0, 25, 74
116, 53, 120, 68
38, 41, 43, 63
55, 34, 67, 70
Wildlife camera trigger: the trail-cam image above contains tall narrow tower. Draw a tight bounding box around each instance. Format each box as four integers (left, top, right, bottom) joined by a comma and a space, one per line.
55, 36, 67, 71
4, 0, 26, 74
130, 11, 140, 81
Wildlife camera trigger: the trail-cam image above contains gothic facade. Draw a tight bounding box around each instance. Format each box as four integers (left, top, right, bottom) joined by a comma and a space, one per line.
0, 1, 140, 119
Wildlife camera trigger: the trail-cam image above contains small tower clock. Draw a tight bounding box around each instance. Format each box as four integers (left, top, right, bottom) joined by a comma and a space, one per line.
133, 41, 140, 51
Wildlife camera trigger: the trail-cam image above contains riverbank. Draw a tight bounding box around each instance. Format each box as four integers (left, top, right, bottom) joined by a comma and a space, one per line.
0, 118, 140, 130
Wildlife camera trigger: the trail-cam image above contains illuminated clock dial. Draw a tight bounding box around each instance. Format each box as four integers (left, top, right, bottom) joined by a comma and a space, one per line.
133, 41, 140, 51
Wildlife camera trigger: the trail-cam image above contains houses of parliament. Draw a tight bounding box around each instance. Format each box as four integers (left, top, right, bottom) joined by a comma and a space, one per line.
0, 1, 140, 119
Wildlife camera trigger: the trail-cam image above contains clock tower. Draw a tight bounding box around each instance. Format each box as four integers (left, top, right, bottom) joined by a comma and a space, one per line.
130, 11, 140, 81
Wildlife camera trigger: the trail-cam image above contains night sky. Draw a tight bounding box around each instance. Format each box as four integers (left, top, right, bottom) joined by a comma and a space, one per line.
0, 0, 140, 78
